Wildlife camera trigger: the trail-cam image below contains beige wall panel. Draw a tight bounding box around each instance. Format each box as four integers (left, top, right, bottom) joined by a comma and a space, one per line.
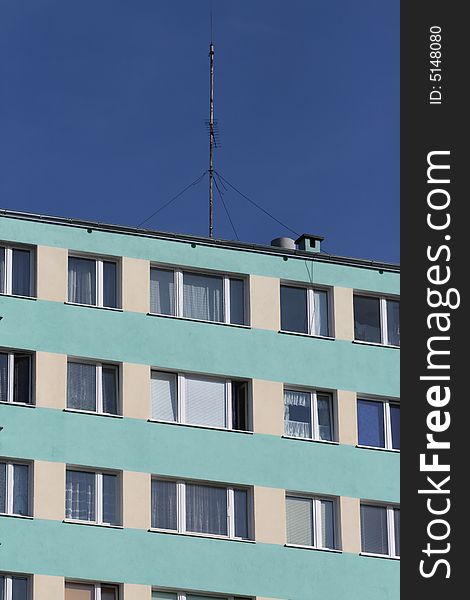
337, 390, 358, 446
33, 461, 65, 521
254, 486, 286, 545
250, 275, 280, 331
122, 363, 150, 420
35, 352, 67, 410
123, 584, 152, 600
340, 496, 361, 554
333, 286, 354, 341
252, 379, 284, 436
33, 575, 64, 600
122, 257, 150, 313
36, 245, 68, 302
122, 471, 151, 530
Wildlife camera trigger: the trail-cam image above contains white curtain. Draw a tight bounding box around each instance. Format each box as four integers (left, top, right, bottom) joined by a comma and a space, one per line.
313, 290, 329, 336
0, 353, 8, 403
67, 362, 96, 411
185, 375, 226, 428
186, 484, 227, 536
286, 496, 313, 546
317, 394, 333, 441
150, 268, 175, 315
183, 272, 223, 322
68, 257, 96, 305
11, 249, 31, 297
12, 464, 29, 516
66, 470, 95, 521
152, 480, 177, 530
151, 371, 177, 422
0, 463, 6, 513
284, 390, 311, 438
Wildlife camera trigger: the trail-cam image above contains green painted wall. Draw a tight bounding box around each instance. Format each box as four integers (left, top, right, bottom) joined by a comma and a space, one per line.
0, 296, 399, 397
0, 215, 399, 294
0, 517, 399, 600
0, 404, 399, 502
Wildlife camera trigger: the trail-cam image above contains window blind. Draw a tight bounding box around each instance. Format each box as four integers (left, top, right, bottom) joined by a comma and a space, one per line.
151, 372, 177, 422
150, 268, 175, 315
185, 375, 226, 428
183, 272, 223, 322
286, 496, 314, 546
361, 504, 389, 555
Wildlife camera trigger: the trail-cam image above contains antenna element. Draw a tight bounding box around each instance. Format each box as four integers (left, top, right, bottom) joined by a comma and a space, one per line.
208, 42, 215, 238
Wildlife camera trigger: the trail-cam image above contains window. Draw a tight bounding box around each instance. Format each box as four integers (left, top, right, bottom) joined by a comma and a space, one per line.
152, 591, 250, 600
0, 245, 34, 297
68, 255, 119, 308
65, 582, 119, 600
286, 494, 337, 550
67, 360, 119, 415
65, 469, 120, 526
151, 479, 252, 540
361, 504, 400, 558
354, 295, 400, 346
151, 371, 249, 431
284, 389, 334, 441
150, 267, 247, 325
0, 461, 30, 517
280, 284, 329, 336
0, 574, 29, 600
357, 398, 400, 450
0, 351, 33, 405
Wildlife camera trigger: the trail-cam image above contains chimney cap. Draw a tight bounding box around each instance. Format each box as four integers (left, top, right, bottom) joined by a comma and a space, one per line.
295, 233, 325, 244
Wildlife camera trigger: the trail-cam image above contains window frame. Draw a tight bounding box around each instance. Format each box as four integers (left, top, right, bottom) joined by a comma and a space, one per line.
65, 581, 120, 600
0, 573, 31, 600
0, 243, 35, 298
152, 591, 251, 600
0, 459, 32, 517
151, 478, 253, 541
65, 467, 122, 527
149, 369, 251, 432
279, 282, 332, 338
353, 293, 400, 347
149, 265, 249, 326
357, 396, 400, 452
67, 253, 121, 309
360, 502, 400, 559
0, 349, 34, 406
66, 358, 121, 416
283, 387, 336, 443
285, 492, 340, 551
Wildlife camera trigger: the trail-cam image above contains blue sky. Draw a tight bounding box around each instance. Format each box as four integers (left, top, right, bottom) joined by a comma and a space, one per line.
0, 0, 399, 262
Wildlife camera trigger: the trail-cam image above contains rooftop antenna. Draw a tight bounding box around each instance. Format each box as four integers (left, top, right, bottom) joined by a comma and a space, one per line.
208, 0, 216, 238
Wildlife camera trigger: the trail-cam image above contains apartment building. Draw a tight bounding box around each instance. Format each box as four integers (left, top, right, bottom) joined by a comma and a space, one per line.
0, 210, 399, 600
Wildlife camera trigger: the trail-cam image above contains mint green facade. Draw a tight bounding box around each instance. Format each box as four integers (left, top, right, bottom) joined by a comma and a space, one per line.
0, 212, 400, 600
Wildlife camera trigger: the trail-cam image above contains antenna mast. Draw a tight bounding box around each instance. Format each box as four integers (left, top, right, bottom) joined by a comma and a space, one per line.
208, 41, 215, 238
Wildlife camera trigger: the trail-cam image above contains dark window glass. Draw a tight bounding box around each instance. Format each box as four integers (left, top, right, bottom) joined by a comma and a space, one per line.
0, 353, 8, 402
12, 464, 29, 516
229, 278, 245, 325
151, 480, 177, 530
280, 286, 308, 333
13, 354, 31, 404
0, 247, 5, 294
232, 381, 248, 431
102, 365, 119, 414
0, 463, 6, 513
390, 404, 400, 450
361, 504, 389, 555
103, 473, 119, 525
101, 587, 118, 600
12, 249, 31, 296
394, 508, 400, 556
357, 400, 385, 448
11, 577, 28, 600
354, 296, 381, 343
387, 300, 400, 346
103, 261, 118, 308
317, 394, 333, 441
186, 484, 227, 536
234, 488, 249, 539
